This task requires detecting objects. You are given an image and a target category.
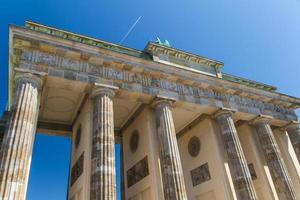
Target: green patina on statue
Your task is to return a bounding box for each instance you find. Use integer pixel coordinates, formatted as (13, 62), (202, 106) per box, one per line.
(155, 37), (171, 47)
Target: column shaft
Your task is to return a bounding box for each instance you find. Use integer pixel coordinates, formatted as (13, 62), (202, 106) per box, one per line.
(90, 88), (116, 200)
(286, 123), (300, 164)
(0, 73), (42, 200)
(153, 99), (187, 200)
(215, 110), (257, 200)
(254, 120), (296, 200)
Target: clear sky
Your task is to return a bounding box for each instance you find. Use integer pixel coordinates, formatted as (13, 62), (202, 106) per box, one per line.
(1, 0), (300, 199)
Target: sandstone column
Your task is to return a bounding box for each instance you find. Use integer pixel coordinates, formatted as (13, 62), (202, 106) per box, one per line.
(153, 98), (187, 200)
(252, 116), (296, 200)
(214, 109), (257, 200)
(90, 86), (117, 200)
(284, 121), (300, 164)
(0, 73), (42, 200)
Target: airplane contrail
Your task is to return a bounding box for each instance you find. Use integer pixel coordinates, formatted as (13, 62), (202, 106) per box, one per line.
(119, 16), (142, 45)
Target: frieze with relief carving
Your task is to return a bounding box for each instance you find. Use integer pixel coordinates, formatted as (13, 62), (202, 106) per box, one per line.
(17, 49), (297, 121)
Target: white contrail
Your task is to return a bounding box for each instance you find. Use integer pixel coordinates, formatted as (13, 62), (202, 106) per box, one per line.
(119, 16), (142, 45)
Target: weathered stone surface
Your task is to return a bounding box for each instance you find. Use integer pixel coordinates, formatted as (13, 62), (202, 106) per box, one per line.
(215, 109), (257, 200)
(0, 73), (42, 200)
(129, 130), (139, 153)
(90, 87), (116, 200)
(284, 122), (300, 164)
(126, 156), (149, 187)
(188, 136), (201, 157)
(253, 117), (296, 200)
(247, 163), (257, 180)
(190, 163), (211, 187)
(17, 49), (297, 122)
(5, 23), (300, 200)
(70, 152), (84, 186)
(153, 98), (188, 200)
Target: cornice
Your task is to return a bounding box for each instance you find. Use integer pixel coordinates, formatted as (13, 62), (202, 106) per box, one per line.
(24, 21), (151, 60)
(144, 42), (223, 68)
(222, 73), (276, 92)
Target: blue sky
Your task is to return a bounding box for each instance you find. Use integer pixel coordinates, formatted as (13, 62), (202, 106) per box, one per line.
(1, 0), (300, 199)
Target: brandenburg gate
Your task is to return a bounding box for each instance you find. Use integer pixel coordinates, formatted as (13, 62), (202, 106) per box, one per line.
(0, 21), (300, 200)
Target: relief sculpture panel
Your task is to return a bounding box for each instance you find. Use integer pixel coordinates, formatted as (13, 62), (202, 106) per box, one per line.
(127, 156), (149, 188)
(70, 152), (84, 186)
(191, 163), (211, 187)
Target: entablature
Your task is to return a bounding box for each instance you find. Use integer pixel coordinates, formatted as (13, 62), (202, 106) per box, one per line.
(7, 22), (300, 123)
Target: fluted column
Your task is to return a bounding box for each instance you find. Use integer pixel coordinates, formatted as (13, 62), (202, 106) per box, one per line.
(0, 73), (42, 200)
(284, 121), (300, 164)
(252, 116), (296, 200)
(153, 98), (187, 200)
(214, 109), (257, 200)
(90, 87), (117, 200)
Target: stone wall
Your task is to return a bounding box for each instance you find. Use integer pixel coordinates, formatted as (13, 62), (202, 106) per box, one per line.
(122, 107), (163, 200)
(178, 118), (233, 200)
(68, 100), (92, 200)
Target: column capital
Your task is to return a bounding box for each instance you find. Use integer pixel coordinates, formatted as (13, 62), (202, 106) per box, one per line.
(14, 73), (43, 90)
(151, 95), (176, 109)
(249, 114), (273, 125)
(280, 121), (300, 131)
(91, 83), (119, 99)
(213, 107), (236, 119)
